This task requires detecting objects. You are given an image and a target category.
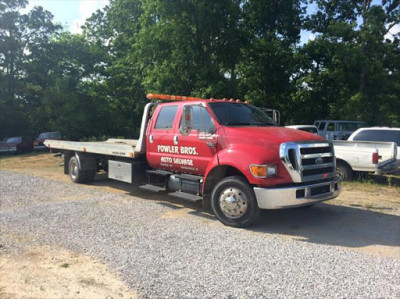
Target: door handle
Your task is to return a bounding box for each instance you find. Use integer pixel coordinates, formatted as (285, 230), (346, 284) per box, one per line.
(173, 135), (178, 145)
(149, 135), (154, 143)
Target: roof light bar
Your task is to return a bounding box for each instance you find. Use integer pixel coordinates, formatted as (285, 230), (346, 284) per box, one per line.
(146, 93), (244, 103)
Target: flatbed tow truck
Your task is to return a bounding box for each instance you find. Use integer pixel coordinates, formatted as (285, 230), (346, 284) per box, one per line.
(45, 94), (340, 227)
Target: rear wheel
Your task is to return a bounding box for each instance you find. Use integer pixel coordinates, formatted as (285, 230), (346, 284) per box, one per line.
(336, 162), (353, 181)
(69, 156), (87, 183)
(211, 176), (260, 227)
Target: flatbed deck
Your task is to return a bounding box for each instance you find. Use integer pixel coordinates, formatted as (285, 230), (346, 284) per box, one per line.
(45, 138), (142, 158)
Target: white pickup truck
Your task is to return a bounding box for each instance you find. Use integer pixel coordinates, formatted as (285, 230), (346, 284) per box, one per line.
(333, 127), (400, 181)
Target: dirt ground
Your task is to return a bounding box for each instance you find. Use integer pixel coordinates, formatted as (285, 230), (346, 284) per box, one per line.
(1, 152), (399, 298)
(0, 243), (137, 299)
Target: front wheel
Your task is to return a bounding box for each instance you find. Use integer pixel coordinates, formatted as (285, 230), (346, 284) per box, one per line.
(211, 176), (260, 227)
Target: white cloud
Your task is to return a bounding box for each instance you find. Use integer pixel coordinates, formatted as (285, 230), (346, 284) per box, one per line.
(384, 23), (400, 41)
(72, 0), (109, 34)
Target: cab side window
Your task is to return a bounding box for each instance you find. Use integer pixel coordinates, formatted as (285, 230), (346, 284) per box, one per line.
(155, 106), (178, 129)
(318, 122), (326, 130)
(327, 123), (335, 131)
(192, 106), (212, 133)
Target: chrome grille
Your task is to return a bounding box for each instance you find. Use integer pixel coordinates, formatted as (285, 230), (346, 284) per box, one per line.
(280, 141), (335, 183)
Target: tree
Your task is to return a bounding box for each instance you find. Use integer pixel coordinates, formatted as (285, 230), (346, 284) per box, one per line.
(291, 0), (400, 126)
(238, 0), (304, 115)
(0, 0), (61, 137)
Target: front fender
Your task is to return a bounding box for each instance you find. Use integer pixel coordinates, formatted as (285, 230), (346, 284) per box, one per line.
(203, 145), (292, 191)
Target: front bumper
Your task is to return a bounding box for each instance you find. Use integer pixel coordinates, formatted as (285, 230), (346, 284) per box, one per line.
(254, 177), (341, 209)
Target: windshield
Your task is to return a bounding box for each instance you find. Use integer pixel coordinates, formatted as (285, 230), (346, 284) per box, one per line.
(39, 132), (60, 139)
(208, 102), (276, 127)
(299, 127), (318, 134)
(6, 137), (21, 143)
(337, 122), (365, 131)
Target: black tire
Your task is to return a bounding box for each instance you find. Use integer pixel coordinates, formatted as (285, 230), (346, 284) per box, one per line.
(211, 176), (260, 227)
(336, 161), (353, 181)
(68, 156), (87, 183)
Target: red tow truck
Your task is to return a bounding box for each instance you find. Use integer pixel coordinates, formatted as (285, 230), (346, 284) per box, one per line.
(45, 94), (340, 227)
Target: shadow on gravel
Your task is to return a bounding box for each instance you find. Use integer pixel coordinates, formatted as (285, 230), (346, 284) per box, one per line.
(253, 203), (400, 250)
(90, 174), (400, 251)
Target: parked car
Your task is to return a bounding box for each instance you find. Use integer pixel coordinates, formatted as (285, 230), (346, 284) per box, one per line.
(313, 120), (365, 140)
(348, 127), (400, 160)
(0, 137), (33, 154)
(34, 131), (61, 150)
(285, 125), (318, 134)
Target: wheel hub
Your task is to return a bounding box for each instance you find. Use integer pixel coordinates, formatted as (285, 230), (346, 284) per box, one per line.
(219, 187), (248, 218)
(70, 161), (78, 179)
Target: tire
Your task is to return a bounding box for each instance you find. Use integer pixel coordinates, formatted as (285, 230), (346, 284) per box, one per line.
(211, 176), (260, 227)
(336, 162), (353, 182)
(68, 156), (87, 183)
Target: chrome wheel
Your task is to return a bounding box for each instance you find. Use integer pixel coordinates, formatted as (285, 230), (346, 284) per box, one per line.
(70, 159), (78, 180)
(219, 187), (248, 219)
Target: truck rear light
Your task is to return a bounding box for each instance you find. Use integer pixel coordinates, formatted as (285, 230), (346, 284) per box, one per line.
(250, 164), (277, 178)
(372, 150), (379, 164)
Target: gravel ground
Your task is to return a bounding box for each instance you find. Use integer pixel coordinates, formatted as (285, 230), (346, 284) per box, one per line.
(1, 170), (400, 298)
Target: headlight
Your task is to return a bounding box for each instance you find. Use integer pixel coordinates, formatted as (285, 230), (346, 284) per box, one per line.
(249, 164), (277, 178)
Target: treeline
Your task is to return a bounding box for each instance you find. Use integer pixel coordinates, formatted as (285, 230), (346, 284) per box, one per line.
(1, 0), (399, 140)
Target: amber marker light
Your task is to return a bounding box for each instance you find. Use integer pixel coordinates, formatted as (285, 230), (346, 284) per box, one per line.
(249, 164), (277, 178)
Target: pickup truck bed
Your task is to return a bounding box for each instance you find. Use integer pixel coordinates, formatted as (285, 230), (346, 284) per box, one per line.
(333, 140), (398, 175)
(45, 138), (142, 158)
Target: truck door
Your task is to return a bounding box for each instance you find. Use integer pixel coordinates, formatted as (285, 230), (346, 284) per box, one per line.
(146, 104), (179, 171)
(173, 104), (218, 175)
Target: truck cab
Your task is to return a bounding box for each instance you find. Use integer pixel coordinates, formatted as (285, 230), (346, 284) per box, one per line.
(144, 97), (340, 226)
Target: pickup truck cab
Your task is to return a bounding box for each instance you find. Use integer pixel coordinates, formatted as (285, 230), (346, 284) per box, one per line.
(348, 127), (400, 160)
(45, 94), (340, 227)
(314, 120), (365, 140)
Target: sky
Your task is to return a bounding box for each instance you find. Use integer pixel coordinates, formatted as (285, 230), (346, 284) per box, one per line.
(26, 0), (109, 34)
(25, 0), (398, 42)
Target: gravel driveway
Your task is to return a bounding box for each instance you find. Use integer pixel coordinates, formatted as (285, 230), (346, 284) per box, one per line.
(1, 170), (399, 298)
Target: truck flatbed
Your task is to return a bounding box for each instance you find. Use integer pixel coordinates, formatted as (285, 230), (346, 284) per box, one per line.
(45, 138), (142, 158)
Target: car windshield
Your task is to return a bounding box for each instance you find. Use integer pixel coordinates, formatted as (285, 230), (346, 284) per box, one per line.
(337, 122), (365, 131)
(39, 132), (60, 139)
(208, 102), (276, 127)
(6, 137), (21, 143)
(299, 127), (318, 134)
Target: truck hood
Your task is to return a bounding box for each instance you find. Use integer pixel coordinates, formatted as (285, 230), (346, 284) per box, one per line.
(221, 126), (325, 147)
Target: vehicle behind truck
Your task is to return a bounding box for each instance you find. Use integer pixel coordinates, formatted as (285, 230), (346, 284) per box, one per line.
(45, 94), (340, 227)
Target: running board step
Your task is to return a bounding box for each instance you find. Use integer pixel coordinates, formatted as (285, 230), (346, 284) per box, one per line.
(146, 170), (172, 176)
(169, 191), (202, 202)
(173, 173), (203, 181)
(139, 184), (166, 192)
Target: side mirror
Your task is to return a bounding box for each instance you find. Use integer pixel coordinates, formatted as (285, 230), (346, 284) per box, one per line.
(181, 106), (193, 135)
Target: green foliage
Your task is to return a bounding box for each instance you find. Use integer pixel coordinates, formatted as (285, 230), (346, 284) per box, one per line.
(0, 0), (399, 140)
(289, 0), (400, 125)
